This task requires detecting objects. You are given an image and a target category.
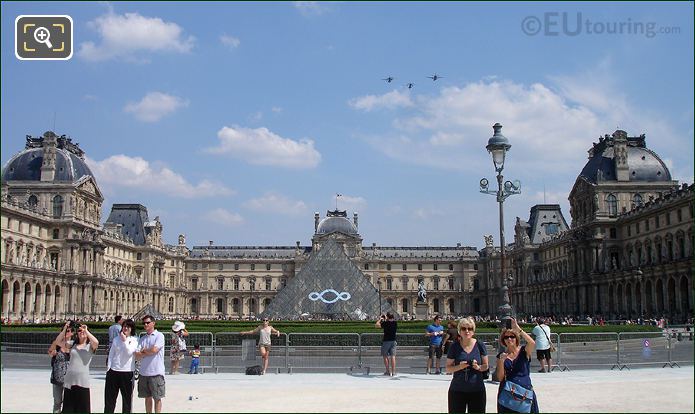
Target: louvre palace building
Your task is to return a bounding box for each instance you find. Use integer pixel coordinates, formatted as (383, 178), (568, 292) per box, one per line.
(1, 130), (693, 322)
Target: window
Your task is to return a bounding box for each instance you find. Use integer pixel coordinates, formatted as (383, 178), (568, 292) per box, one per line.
(217, 278), (224, 290)
(364, 263), (369, 270)
(218, 263), (223, 270)
(473, 264), (478, 270)
(386, 278), (393, 290)
(609, 228), (617, 239)
(217, 298), (224, 313)
(402, 299), (409, 313)
(52, 195), (63, 218)
(677, 209), (683, 222)
(251, 264), (256, 271)
(433, 278), (439, 291)
(281, 278), (287, 288)
(265, 278), (271, 290)
(434, 264), (438, 271)
(137, 253), (142, 260)
(52, 229), (60, 239)
(636, 222), (640, 235)
(645, 219), (650, 231)
(448, 278), (454, 290)
(387, 264), (391, 271)
(249, 278), (256, 291)
(234, 278), (240, 290)
(448, 299), (455, 314)
(234, 263), (239, 270)
(665, 213), (671, 225)
(433, 298), (440, 313)
(473, 279), (480, 290)
(27, 195), (38, 207)
(191, 278), (198, 290)
(627, 225), (632, 237)
(168, 297), (174, 313)
(545, 223), (559, 235)
(606, 194), (618, 217)
(402, 277), (408, 290)
(266, 264), (271, 271)
(232, 298), (240, 313)
(418, 264), (423, 271)
(402, 264), (407, 271)
(655, 215), (660, 229)
(449, 264), (454, 271)
(632, 194), (643, 208)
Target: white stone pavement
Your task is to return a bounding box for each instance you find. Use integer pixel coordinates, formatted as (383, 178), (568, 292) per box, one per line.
(1, 367), (693, 413)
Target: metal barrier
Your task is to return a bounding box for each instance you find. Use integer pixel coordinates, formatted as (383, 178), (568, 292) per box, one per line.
(557, 333), (620, 370)
(214, 332), (288, 373)
(286, 333), (359, 373)
(617, 332), (670, 369)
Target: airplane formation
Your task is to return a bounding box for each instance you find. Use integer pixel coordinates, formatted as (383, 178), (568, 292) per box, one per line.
(382, 73), (443, 89)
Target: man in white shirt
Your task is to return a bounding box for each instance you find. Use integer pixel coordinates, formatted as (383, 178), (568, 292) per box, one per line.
(134, 315), (165, 414)
(531, 317), (553, 373)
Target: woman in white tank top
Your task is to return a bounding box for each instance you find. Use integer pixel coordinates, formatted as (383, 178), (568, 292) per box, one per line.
(241, 318), (281, 375)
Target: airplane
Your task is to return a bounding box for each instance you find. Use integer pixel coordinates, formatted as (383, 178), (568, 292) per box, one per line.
(406, 83), (414, 89)
(382, 76), (394, 83)
(427, 74), (443, 81)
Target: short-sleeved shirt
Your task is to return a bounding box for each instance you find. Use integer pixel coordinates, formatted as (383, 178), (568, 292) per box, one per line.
(63, 345), (95, 389)
(381, 320), (397, 342)
(426, 324), (444, 346)
(532, 324), (551, 350)
(447, 339), (487, 392)
(138, 329), (165, 377)
(108, 323), (121, 346)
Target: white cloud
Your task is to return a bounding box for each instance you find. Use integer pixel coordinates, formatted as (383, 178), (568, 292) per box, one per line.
(413, 207), (446, 220)
(271, 107), (283, 113)
(220, 34), (240, 49)
(243, 192), (308, 216)
(334, 194), (367, 212)
(79, 12), (194, 62)
(124, 92), (189, 122)
(293, 1), (331, 16)
(348, 90), (414, 112)
(205, 126), (321, 169)
(86, 155), (233, 198)
(204, 208), (244, 227)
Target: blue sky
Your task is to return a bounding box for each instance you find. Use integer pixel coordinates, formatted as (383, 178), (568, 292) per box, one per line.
(2, 2), (693, 248)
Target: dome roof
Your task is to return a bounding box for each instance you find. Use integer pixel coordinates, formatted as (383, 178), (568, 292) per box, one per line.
(1, 132), (94, 184)
(579, 131), (671, 184)
(316, 211), (358, 235)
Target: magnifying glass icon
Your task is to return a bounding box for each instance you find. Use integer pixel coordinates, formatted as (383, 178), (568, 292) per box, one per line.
(34, 27), (53, 49)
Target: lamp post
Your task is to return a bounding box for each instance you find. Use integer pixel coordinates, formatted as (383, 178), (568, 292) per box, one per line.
(480, 123), (521, 323)
(377, 279), (383, 315)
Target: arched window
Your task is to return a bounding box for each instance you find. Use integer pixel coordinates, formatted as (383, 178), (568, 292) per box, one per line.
(27, 194), (38, 207)
(632, 193), (643, 208)
(216, 298), (224, 313)
(168, 297), (174, 313)
(52, 195), (63, 218)
(606, 194), (617, 217)
(402, 298), (409, 313)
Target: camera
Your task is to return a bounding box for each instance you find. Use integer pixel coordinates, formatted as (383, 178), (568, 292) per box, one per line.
(68, 320), (80, 331)
(504, 319), (512, 329)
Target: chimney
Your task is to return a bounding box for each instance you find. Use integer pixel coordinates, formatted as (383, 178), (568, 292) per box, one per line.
(613, 130), (629, 181)
(314, 212), (320, 232)
(457, 243), (461, 247)
(353, 212), (359, 230)
(40, 132), (57, 182)
(296, 241), (300, 248)
(209, 240), (213, 246)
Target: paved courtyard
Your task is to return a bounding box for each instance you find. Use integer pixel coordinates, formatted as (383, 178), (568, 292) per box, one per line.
(1, 366), (693, 412)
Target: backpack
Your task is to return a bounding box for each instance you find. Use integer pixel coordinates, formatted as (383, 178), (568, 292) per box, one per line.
(245, 365), (263, 375)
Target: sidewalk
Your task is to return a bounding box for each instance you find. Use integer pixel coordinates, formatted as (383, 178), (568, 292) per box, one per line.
(1, 367), (692, 412)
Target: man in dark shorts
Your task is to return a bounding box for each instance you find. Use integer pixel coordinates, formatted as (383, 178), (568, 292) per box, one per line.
(134, 315), (165, 413)
(531, 317), (553, 373)
(376, 312), (397, 376)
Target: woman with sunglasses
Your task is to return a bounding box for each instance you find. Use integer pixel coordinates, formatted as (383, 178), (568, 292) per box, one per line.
(241, 318), (280, 375)
(48, 321), (74, 413)
(445, 317), (489, 413)
(61, 323), (99, 413)
(495, 318), (538, 413)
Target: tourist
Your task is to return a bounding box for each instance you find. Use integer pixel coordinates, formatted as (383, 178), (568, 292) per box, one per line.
(104, 319), (138, 413)
(442, 320), (459, 358)
(495, 318), (538, 413)
(445, 317), (488, 413)
(189, 344), (201, 374)
(425, 315), (445, 374)
(375, 312), (397, 376)
(169, 320), (189, 375)
(135, 315), (166, 414)
(531, 317), (553, 373)
(61, 323), (99, 413)
(107, 315), (124, 355)
(241, 317), (280, 375)
(48, 322), (74, 413)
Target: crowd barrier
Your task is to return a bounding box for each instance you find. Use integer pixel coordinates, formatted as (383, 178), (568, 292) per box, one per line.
(1, 329), (692, 373)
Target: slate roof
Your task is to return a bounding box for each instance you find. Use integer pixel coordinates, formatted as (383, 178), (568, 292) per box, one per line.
(105, 204), (149, 246)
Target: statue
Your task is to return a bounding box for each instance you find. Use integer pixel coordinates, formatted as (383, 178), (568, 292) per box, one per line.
(484, 234), (494, 248)
(417, 281), (427, 303)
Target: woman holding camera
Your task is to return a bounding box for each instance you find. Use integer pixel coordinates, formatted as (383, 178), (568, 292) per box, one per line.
(48, 322), (74, 413)
(495, 318), (538, 413)
(445, 317), (488, 413)
(61, 322), (99, 413)
(104, 319), (138, 413)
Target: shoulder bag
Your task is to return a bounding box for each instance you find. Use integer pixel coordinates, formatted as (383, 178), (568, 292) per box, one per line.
(541, 326), (556, 352)
(498, 380), (534, 413)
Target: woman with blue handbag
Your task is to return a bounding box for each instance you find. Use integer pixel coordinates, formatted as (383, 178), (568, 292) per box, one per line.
(495, 318), (538, 413)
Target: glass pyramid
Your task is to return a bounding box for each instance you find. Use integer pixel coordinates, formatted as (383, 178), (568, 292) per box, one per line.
(261, 237), (396, 320)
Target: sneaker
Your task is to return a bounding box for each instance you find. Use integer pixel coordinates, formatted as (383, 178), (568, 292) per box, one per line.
(537, 369), (545, 373)
(425, 370), (431, 375)
(383, 371), (391, 376)
(435, 369), (441, 375)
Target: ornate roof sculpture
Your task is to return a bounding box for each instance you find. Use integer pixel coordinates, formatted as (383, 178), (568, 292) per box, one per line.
(261, 237), (396, 320)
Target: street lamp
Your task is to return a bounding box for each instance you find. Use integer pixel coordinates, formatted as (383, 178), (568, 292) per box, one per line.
(480, 123), (521, 323)
(376, 279), (383, 315)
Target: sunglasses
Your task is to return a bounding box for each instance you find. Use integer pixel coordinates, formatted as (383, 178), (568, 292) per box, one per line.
(460, 327), (474, 332)
(143, 321), (153, 325)
(262, 319), (269, 322)
(503, 335), (517, 340)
